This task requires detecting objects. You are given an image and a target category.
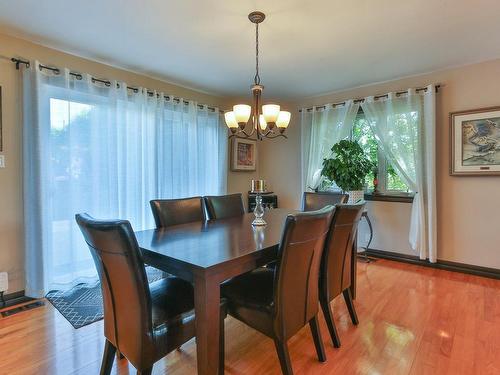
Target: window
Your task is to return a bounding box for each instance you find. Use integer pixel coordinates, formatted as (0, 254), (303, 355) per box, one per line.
(352, 109), (411, 195)
(49, 98), (96, 281)
(23, 66), (228, 295)
(46, 94), (227, 287)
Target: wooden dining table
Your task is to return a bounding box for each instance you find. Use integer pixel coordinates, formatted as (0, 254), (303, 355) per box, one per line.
(135, 208), (357, 375)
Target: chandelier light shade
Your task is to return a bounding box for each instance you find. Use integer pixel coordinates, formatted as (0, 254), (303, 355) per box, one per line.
(262, 104), (280, 124)
(224, 112), (238, 129)
(276, 111), (291, 129)
(225, 11), (290, 140)
(233, 104), (252, 125)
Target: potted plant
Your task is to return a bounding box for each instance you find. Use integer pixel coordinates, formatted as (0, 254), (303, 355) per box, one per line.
(321, 140), (373, 203)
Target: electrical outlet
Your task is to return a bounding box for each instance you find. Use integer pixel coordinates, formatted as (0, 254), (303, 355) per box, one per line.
(0, 155), (5, 168)
(0, 272), (8, 292)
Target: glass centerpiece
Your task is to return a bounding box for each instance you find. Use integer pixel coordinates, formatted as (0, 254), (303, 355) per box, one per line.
(251, 179), (267, 226)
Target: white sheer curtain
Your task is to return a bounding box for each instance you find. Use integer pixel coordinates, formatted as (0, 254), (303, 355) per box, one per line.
(22, 61), (227, 297)
(361, 85), (436, 261)
(301, 100), (360, 191)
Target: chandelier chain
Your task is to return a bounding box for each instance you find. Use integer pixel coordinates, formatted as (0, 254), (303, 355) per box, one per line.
(254, 23), (260, 85)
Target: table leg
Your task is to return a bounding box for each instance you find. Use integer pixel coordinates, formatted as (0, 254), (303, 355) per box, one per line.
(194, 274), (221, 375)
(358, 213), (375, 263)
(365, 214), (374, 251)
(350, 234), (357, 300)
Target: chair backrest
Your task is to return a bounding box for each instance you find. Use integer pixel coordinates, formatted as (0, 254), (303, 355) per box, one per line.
(75, 213), (153, 363)
(150, 197), (205, 228)
(320, 203), (365, 302)
(272, 206), (334, 340)
(204, 193), (245, 220)
(302, 191), (348, 211)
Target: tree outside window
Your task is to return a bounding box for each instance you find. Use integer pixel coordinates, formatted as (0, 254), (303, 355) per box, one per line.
(352, 109), (411, 194)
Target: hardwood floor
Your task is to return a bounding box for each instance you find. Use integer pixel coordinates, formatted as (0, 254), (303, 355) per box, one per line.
(2, 259), (500, 374)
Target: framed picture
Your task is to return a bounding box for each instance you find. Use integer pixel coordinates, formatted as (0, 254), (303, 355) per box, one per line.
(231, 138), (257, 171)
(450, 106), (500, 176)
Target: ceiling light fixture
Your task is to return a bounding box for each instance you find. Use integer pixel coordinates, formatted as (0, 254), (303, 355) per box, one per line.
(224, 11), (290, 140)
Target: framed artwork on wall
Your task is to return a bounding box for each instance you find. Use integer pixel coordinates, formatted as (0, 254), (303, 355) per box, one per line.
(231, 137), (257, 171)
(450, 106), (500, 176)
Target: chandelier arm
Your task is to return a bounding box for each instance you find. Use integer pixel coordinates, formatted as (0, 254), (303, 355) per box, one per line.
(253, 85), (261, 140)
(245, 125), (257, 137)
(229, 132), (259, 139)
(230, 126), (256, 139)
(261, 127), (288, 138)
(262, 128), (278, 137)
(229, 132), (249, 139)
(239, 129), (252, 137)
(263, 133), (288, 140)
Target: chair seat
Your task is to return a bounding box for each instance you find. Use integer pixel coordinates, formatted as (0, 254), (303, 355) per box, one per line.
(149, 277), (195, 329)
(221, 267), (275, 336)
(148, 277), (198, 362)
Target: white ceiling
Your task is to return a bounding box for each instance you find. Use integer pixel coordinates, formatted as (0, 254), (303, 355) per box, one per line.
(1, 0), (500, 99)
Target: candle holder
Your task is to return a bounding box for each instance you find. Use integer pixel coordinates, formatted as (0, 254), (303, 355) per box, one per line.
(252, 193), (267, 226)
(251, 179), (266, 193)
(251, 179), (267, 226)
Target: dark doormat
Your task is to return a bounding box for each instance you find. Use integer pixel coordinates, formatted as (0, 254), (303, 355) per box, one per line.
(46, 267), (164, 329)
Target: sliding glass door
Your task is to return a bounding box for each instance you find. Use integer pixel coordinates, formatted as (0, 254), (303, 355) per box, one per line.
(23, 63), (227, 296)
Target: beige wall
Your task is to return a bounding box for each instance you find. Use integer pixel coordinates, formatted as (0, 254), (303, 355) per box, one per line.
(259, 101), (302, 209)
(0, 33), (249, 294)
(260, 59), (500, 268)
(227, 168), (259, 211)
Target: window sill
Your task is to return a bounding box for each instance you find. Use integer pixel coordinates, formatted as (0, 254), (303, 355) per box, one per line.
(364, 192), (414, 203)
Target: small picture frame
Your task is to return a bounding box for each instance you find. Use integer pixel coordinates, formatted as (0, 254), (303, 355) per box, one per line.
(450, 106), (500, 176)
(231, 138), (257, 171)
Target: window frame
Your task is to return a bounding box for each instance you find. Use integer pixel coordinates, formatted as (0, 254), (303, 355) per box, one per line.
(352, 109), (414, 202)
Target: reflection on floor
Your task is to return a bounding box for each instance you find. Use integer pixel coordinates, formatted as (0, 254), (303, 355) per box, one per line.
(1, 259), (500, 374)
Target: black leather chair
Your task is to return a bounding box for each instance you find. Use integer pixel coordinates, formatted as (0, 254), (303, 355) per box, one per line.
(150, 196), (205, 228)
(75, 213), (225, 375)
(302, 191), (348, 211)
(319, 203), (365, 348)
(221, 206), (335, 375)
(204, 193), (245, 220)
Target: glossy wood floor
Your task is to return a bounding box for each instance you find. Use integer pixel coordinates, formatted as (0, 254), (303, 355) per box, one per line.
(2, 259), (500, 375)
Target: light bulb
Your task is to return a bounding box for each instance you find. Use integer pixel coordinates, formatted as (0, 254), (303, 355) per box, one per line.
(224, 111), (238, 129)
(259, 115), (267, 131)
(276, 111), (291, 129)
(233, 104), (251, 124)
(262, 104), (280, 123)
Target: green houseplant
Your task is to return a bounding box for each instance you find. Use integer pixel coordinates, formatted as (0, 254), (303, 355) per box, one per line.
(321, 140), (373, 203)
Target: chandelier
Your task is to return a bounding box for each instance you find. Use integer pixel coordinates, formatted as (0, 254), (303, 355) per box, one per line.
(224, 11), (291, 140)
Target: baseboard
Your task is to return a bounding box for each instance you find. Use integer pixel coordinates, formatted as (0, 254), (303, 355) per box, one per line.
(4, 290), (25, 301)
(1, 290), (36, 309)
(1, 301), (44, 317)
(360, 248), (500, 280)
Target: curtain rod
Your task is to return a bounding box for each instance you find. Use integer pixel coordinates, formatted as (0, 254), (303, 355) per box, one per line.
(10, 57), (223, 114)
(299, 85), (441, 113)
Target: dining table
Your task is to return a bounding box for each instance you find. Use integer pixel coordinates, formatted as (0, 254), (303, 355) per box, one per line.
(135, 208), (357, 375)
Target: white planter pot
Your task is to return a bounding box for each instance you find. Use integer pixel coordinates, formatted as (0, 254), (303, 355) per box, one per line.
(347, 190), (364, 204)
